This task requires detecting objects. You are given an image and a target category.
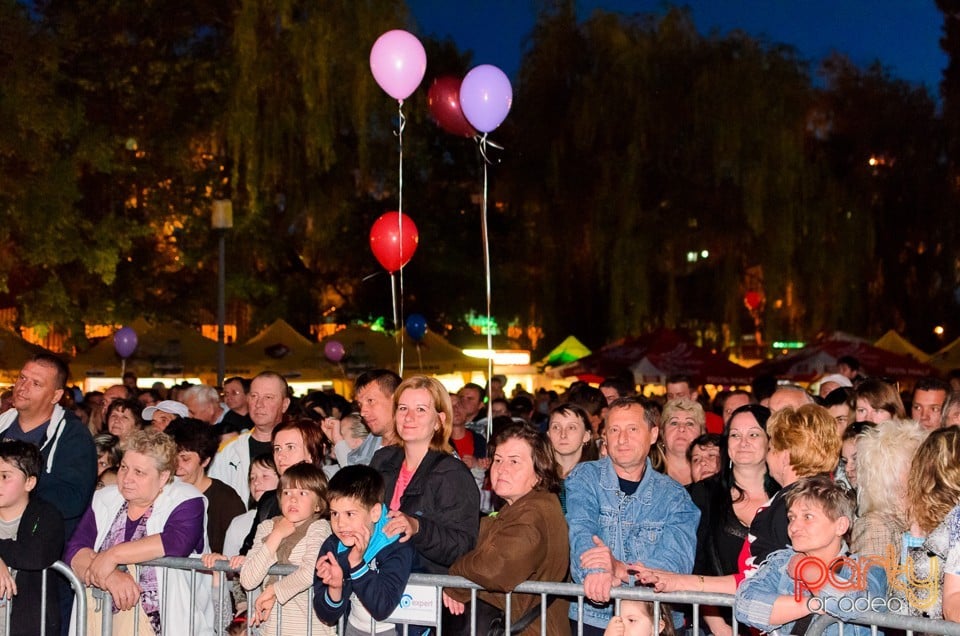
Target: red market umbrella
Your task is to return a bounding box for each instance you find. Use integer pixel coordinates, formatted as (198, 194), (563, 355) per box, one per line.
(750, 338), (934, 382)
(554, 328), (752, 386)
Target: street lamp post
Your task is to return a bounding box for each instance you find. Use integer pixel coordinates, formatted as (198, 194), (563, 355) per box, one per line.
(212, 199), (233, 387)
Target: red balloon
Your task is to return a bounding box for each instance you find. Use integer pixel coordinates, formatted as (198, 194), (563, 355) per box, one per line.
(369, 211), (419, 273)
(744, 291), (763, 311)
(427, 76), (476, 138)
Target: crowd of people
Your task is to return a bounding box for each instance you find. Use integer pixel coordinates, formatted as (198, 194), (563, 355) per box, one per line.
(4, 352), (960, 635)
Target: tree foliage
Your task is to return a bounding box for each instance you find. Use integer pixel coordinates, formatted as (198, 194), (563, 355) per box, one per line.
(0, 0), (956, 354)
(506, 2), (949, 351)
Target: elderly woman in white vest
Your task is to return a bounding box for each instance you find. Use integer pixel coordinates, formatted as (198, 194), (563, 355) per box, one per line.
(65, 429), (214, 635)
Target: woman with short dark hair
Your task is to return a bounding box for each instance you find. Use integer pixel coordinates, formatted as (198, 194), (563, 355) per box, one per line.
(105, 398), (144, 442)
(443, 424), (569, 635)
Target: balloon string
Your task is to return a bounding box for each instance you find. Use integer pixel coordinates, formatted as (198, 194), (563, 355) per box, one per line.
(390, 272), (399, 358)
(397, 99), (406, 377)
(477, 136), (503, 164)
(480, 134), (494, 437)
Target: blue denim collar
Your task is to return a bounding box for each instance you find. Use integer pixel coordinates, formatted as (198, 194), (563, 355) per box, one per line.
(599, 456), (655, 502)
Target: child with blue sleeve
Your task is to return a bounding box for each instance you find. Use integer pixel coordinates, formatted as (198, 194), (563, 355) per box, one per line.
(314, 465), (414, 635)
(736, 475), (887, 636)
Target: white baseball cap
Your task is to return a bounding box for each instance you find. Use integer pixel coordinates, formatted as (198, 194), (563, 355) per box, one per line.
(142, 400), (189, 421)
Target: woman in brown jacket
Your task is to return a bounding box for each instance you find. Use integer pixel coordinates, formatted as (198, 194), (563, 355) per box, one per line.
(442, 423), (570, 636)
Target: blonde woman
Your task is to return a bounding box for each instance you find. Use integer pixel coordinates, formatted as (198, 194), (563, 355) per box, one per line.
(852, 419), (927, 558)
(652, 398), (705, 486)
(371, 376), (480, 575)
(65, 429), (212, 635)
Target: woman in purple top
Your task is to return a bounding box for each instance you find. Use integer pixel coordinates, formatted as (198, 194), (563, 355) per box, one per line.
(65, 429), (213, 635)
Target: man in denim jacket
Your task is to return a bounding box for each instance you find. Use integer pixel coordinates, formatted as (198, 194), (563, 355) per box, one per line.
(565, 396), (699, 633)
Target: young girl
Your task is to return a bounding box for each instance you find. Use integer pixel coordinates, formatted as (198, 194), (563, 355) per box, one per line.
(202, 453), (280, 621)
(239, 462), (334, 636)
(604, 600), (675, 636)
(221, 454), (281, 557)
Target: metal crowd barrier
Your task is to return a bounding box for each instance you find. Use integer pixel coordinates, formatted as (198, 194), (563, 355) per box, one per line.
(0, 560), (88, 636)
(32, 556), (960, 636)
(806, 610), (960, 636)
(84, 557), (739, 636)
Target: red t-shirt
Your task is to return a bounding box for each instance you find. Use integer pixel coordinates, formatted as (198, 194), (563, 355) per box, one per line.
(451, 432), (475, 459)
(390, 462), (415, 511)
(705, 412), (725, 435)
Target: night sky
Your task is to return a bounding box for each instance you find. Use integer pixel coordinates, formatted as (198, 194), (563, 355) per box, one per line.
(407, 0), (947, 92)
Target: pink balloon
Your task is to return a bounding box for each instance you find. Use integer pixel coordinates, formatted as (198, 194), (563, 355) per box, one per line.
(324, 340), (345, 363)
(459, 65), (513, 133)
(369, 30), (427, 100)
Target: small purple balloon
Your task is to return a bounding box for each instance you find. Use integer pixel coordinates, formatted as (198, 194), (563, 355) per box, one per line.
(369, 30), (427, 101)
(113, 326), (138, 359)
(459, 65), (513, 133)
(324, 340), (345, 363)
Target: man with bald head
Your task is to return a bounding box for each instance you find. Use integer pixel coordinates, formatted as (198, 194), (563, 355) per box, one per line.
(767, 384), (814, 413)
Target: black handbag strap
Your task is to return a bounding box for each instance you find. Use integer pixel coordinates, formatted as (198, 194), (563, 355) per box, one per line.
(508, 596), (557, 634)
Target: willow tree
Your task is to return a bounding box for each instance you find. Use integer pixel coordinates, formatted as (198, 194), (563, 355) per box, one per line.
(811, 56), (945, 343)
(511, 4), (818, 348)
(224, 0), (412, 330)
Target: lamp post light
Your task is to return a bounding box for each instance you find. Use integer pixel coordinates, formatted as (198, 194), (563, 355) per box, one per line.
(212, 199), (233, 387)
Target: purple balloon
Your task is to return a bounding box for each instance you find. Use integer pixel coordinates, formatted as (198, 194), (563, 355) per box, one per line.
(369, 30), (427, 100)
(113, 326), (138, 359)
(459, 65), (513, 133)
(324, 340), (345, 363)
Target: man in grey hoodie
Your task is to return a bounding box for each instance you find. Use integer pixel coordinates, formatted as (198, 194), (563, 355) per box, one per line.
(0, 353), (97, 539)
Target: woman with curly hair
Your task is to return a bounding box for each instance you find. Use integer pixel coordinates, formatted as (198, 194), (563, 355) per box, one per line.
(905, 426), (960, 619)
(852, 419), (927, 558)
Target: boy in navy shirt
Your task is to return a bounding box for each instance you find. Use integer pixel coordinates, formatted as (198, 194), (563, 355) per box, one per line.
(314, 465), (414, 635)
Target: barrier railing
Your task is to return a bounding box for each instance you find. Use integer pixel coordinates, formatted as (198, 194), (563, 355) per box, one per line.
(95, 557), (738, 636)
(806, 610), (960, 636)
(0, 561), (87, 636)
(50, 556), (960, 636)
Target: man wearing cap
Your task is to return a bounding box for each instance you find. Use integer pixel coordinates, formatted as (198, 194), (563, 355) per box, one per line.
(818, 373), (853, 398)
(143, 399), (188, 433)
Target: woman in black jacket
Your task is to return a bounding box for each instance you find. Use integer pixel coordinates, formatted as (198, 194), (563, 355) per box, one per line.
(371, 376), (479, 575)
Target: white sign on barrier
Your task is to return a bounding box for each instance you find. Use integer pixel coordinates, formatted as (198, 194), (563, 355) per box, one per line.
(386, 584), (440, 625)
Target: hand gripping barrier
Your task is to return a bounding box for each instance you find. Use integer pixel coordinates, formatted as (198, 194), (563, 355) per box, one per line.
(52, 556), (960, 636)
